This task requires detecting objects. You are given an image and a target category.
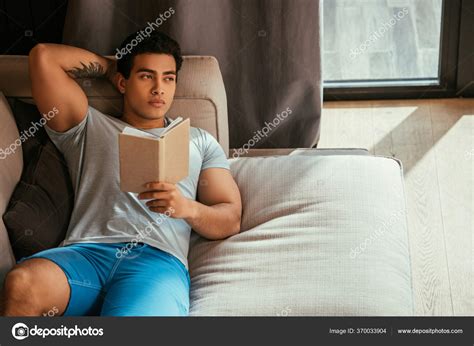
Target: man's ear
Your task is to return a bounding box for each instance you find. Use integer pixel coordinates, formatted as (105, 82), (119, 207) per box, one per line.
(116, 73), (126, 94)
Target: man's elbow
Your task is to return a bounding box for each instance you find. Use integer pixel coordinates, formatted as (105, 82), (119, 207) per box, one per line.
(29, 43), (50, 63)
(228, 213), (242, 237)
(229, 203), (242, 236)
(29, 44), (55, 74)
(217, 207), (241, 240)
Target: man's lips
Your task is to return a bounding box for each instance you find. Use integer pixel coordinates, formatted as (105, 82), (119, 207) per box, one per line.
(148, 99), (165, 108)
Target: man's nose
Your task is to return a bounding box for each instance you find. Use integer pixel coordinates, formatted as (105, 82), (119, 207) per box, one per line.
(151, 81), (164, 95)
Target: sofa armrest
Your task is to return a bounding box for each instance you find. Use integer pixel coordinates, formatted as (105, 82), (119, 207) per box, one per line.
(0, 92), (22, 282)
(229, 148), (370, 158)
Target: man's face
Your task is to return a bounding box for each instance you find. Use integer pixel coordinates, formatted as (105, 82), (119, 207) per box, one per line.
(119, 53), (177, 125)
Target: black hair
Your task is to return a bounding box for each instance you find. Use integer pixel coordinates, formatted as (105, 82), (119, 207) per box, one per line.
(116, 30), (183, 79)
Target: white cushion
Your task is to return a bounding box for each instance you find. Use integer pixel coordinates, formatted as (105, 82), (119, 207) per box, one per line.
(0, 92), (22, 280)
(188, 154), (413, 315)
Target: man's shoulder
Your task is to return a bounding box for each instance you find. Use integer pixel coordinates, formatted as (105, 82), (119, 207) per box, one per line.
(190, 127), (222, 150)
(87, 105), (126, 128)
(87, 105), (113, 120)
(190, 127), (217, 140)
(190, 126), (207, 140)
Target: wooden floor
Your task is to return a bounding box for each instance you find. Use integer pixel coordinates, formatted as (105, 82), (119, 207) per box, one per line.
(319, 98), (473, 316)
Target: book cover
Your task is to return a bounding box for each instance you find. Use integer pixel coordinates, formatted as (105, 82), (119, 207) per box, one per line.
(118, 117), (190, 193)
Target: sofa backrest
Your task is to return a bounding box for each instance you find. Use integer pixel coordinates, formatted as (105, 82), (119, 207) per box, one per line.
(0, 55), (229, 157)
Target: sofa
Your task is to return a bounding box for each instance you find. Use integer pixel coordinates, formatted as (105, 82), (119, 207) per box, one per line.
(0, 55), (414, 316)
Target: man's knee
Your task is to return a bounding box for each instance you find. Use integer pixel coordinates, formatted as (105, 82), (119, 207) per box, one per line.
(2, 266), (40, 315)
(5, 267), (32, 296)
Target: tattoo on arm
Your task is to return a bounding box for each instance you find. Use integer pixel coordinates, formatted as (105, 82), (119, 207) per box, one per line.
(67, 61), (106, 79)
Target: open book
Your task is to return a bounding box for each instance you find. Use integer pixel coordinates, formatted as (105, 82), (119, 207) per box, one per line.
(118, 117), (190, 193)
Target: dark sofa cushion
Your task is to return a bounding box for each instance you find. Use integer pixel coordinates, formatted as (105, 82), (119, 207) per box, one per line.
(2, 99), (74, 260)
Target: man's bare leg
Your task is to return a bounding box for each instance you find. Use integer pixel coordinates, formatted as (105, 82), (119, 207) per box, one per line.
(1, 259), (70, 316)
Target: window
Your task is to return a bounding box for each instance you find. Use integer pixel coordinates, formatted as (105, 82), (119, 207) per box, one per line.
(323, 0), (467, 99)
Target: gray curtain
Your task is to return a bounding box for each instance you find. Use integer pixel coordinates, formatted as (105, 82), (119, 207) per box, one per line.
(63, 0), (322, 149)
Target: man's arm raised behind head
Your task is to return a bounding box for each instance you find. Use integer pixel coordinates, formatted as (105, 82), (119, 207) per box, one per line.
(29, 43), (117, 133)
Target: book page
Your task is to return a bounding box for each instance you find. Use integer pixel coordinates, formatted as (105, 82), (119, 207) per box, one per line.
(122, 126), (157, 139)
(159, 116), (183, 137)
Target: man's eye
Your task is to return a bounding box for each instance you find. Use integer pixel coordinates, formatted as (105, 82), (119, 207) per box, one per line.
(141, 74), (153, 79)
(165, 77), (175, 82)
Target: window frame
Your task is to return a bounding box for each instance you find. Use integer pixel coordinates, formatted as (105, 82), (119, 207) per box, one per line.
(323, 0), (463, 101)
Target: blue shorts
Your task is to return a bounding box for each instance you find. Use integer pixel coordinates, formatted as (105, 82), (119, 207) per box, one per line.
(17, 242), (190, 316)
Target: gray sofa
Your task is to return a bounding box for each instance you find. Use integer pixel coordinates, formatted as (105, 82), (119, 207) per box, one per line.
(0, 56), (414, 315)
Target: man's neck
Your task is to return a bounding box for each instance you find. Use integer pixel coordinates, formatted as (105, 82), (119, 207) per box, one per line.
(121, 112), (166, 129)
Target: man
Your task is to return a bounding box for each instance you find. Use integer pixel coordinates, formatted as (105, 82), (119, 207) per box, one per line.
(0, 31), (242, 316)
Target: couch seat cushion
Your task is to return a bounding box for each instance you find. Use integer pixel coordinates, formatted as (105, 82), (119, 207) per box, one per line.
(188, 154), (413, 316)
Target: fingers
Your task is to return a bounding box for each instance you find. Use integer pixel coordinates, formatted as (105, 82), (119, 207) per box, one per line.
(138, 182), (174, 199)
(145, 199), (167, 208)
(149, 206), (170, 214)
(138, 182), (181, 216)
(143, 182), (174, 191)
(138, 191), (168, 200)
